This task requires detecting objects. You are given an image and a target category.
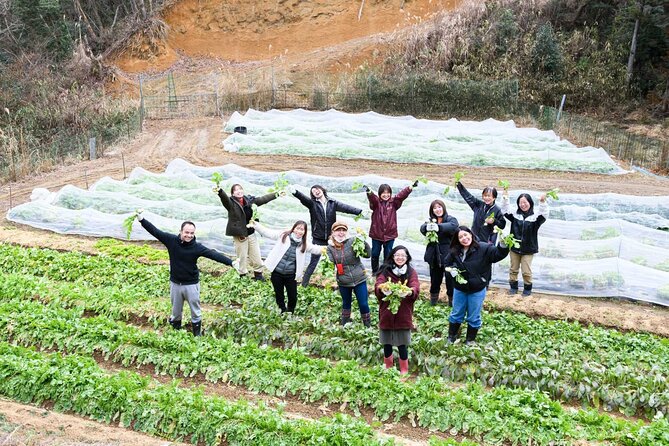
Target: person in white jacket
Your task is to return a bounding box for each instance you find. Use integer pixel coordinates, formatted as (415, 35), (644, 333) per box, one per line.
(252, 220), (323, 313)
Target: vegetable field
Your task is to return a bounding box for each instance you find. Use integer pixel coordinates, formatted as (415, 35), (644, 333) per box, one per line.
(1, 241), (668, 445)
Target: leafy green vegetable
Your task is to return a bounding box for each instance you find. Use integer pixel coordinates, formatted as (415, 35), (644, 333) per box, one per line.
(268, 172), (289, 194)
(454, 171), (465, 183)
(415, 175), (429, 185)
(494, 226), (520, 249)
(498, 179), (510, 190)
(425, 220), (439, 245)
(378, 278), (411, 314)
(351, 181), (364, 191)
(122, 210), (142, 240)
(352, 228), (368, 257)
(546, 188), (560, 201)
(211, 172), (223, 189)
(444, 267), (467, 284)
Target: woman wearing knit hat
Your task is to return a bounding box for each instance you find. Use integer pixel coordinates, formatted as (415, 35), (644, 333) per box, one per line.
(326, 221), (372, 327)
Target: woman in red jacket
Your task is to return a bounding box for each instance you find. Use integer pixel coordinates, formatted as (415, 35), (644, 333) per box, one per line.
(374, 245), (420, 375)
(365, 181), (416, 273)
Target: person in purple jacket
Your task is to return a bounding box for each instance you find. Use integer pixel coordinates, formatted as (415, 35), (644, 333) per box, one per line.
(363, 180), (417, 273)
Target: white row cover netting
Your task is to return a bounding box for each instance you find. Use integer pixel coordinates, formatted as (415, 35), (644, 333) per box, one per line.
(222, 109), (627, 175)
(8, 159), (669, 305)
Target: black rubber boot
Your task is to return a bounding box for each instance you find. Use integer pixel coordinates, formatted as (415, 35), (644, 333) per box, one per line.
(447, 322), (461, 344)
(361, 313), (371, 327)
(192, 321), (202, 337)
(465, 325), (479, 345)
(253, 271), (265, 281)
(371, 256), (380, 273)
(522, 283), (533, 296)
(508, 280), (519, 295)
(447, 294), (453, 307)
(169, 318), (182, 330)
(429, 293), (439, 306)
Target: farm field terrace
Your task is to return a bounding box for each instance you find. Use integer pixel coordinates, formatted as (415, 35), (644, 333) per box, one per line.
(0, 241), (668, 445)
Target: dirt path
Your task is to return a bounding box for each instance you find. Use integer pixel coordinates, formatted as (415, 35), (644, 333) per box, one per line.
(0, 399), (186, 446)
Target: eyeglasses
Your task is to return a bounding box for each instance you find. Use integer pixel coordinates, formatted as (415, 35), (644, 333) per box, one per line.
(393, 253), (408, 258)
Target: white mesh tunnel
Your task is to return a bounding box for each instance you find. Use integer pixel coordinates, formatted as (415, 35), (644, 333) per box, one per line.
(8, 159), (669, 305)
(222, 109), (627, 174)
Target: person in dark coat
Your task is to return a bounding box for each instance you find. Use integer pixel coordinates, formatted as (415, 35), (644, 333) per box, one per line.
(364, 182), (415, 273)
(443, 226), (509, 345)
(137, 213), (234, 336)
(216, 183), (279, 280)
(326, 221), (372, 327)
(456, 181), (506, 244)
(501, 192), (548, 296)
(375, 245), (420, 375)
(420, 199), (459, 306)
(292, 184), (363, 286)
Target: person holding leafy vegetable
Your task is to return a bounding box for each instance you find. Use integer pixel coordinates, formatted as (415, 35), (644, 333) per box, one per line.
(375, 246), (420, 374)
(456, 181), (506, 244)
(326, 221), (372, 327)
(216, 183), (280, 281)
(501, 192), (548, 296)
(136, 212), (235, 336)
(420, 199), (459, 306)
(443, 225), (509, 345)
(364, 181), (416, 273)
(251, 220), (323, 314)
(291, 184), (364, 286)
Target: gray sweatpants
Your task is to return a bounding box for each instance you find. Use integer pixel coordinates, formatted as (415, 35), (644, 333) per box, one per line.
(169, 282), (202, 323)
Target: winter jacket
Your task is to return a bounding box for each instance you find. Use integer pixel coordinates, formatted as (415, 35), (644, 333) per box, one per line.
(419, 215), (459, 267)
(367, 186), (412, 241)
(293, 190), (362, 243)
(326, 237), (371, 287)
(218, 190), (278, 238)
(501, 196), (548, 255)
(456, 182), (506, 243)
(254, 223), (323, 282)
(140, 218), (232, 285)
(443, 242), (509, 293)
(375, 267), (420, 330)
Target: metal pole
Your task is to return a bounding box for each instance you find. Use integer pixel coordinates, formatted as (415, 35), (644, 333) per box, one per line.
(122, 153), (127, 179)
(8, 185), (12, 210)
(84, 169), (88, 189)
(556, 94), (566, 122)
(139, 75), (145, 131)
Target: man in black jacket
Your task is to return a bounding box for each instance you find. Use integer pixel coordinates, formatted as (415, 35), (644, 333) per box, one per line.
(138, 212), (235, 336)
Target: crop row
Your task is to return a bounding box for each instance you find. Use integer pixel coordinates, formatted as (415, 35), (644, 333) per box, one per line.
(0, 341), (388, 446)
(1, 297), (668, 446)
(2, 244), (669, 418)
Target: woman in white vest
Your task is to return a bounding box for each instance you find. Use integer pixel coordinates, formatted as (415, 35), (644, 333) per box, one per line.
(252, 220), (323, 313)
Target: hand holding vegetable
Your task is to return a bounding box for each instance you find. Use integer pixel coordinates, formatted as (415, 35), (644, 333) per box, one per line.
(122, 209), (144, 240)
(498, 179), (510, 191)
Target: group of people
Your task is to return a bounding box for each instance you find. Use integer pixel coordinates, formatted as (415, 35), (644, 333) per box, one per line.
(137, 179), (548, 374)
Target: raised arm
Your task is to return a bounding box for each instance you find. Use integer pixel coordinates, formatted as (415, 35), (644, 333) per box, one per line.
(335, 199), (363, 216)
(393, 186), (413, 209)
(252, 222), (282, 241)
(139, 218), (175, 246)
(217, 189), (232, 211)
(456, 181), (482, 211)
(199, 246), (233, 266)
(254, 192), (279, 207)
(293, 189), (314, 210)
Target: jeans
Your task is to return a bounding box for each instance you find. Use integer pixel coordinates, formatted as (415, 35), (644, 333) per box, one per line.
(371, 239), (395, 261)
(448, 288), (486, 328)
(339, 281), (370, 314)
(270, 271), (298, 312)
